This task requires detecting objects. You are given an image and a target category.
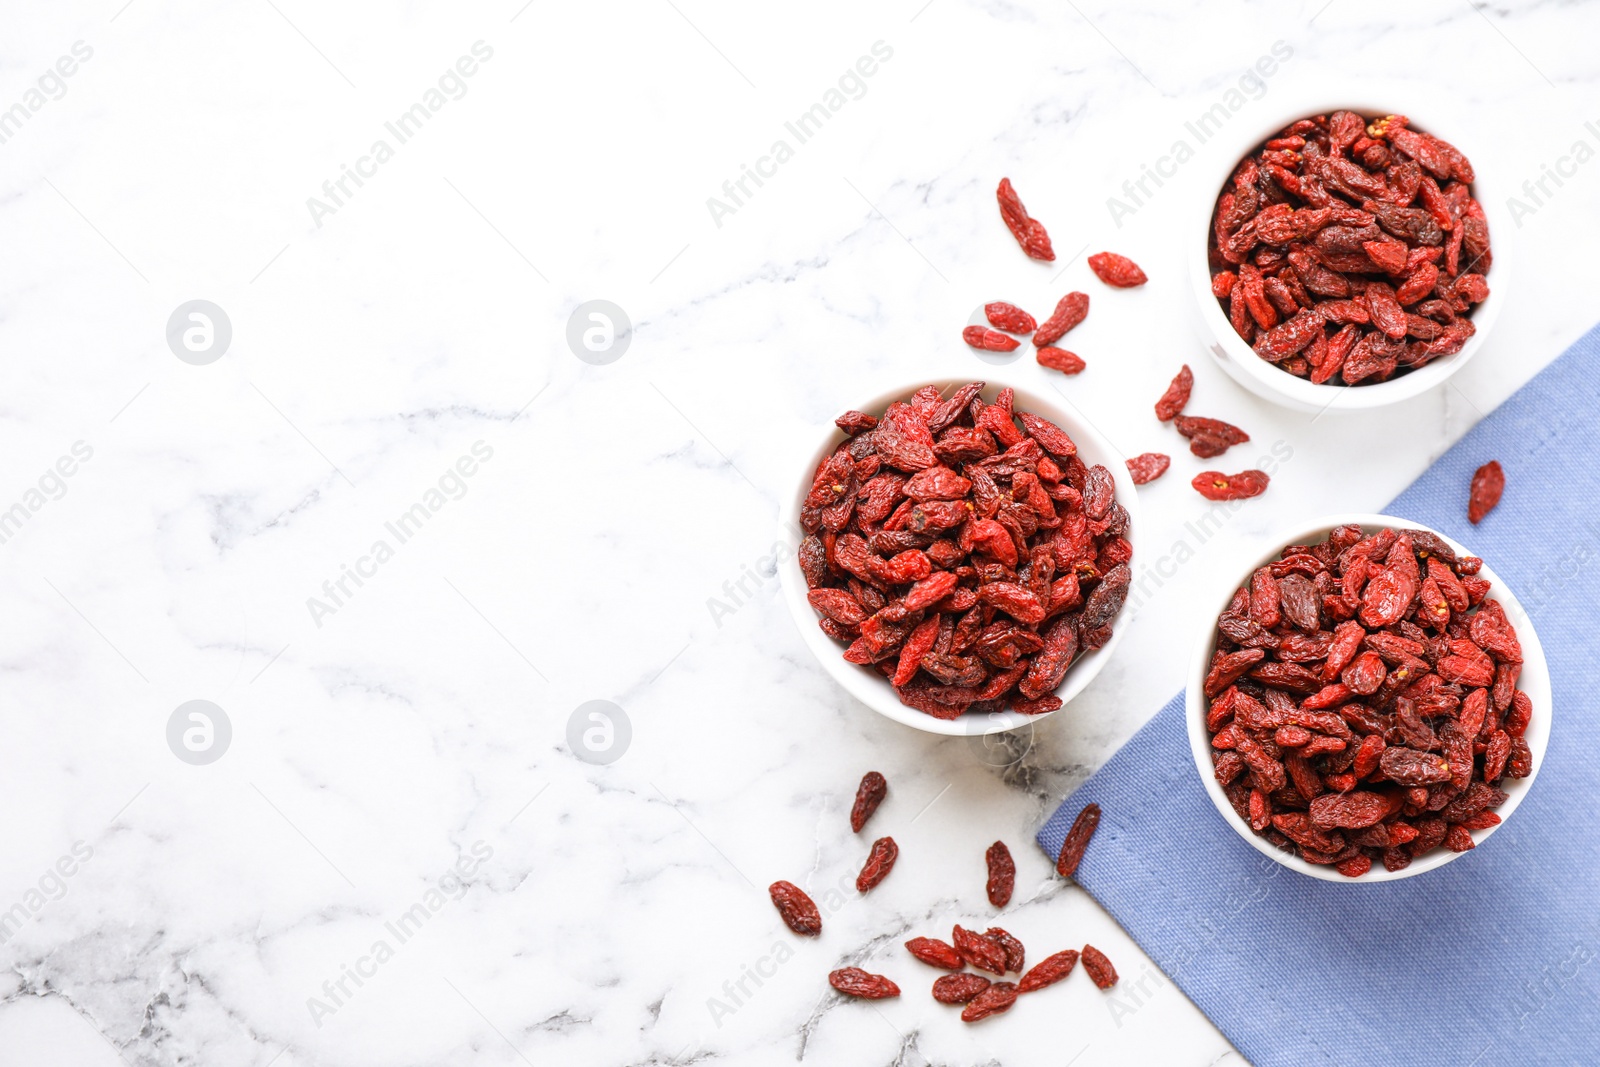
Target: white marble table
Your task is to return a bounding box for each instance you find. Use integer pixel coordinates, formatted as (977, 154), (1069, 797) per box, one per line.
(2, 1), (1596, 1064)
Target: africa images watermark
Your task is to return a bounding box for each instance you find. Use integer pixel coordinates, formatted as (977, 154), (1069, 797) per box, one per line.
(705, 40), (895, 229)
(0, 841), (94, 946)
(305, 41), (495, 228)
(1505, 117), (1600, 227)
(306, 441), (494, 627)
(1106, 40), (1294, 228)
(705, 538), (792, 628)
(307, 841), (493, 1027)
(0, 40), (94, 148)
(0, 441), (95, 548)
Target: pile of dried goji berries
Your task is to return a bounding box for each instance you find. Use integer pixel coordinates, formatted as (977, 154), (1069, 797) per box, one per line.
(771, 773), (1117, 1022)
(1209, 112), (1490, 385)
(798, 384), (1132, 719)
(1204, 524), (1531, 875)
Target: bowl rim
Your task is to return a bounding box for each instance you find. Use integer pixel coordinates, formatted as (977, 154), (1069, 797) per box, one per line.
(778, 375), (1141, 736)
(1184, 511), (1551, 883)
(1186, 86), (1513, 413)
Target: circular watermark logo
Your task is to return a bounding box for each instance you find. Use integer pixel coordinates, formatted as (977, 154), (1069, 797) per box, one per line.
(567, 699), (631, 765)
(964, 716), (1034, 768)
(965, 304), (1026, 367)
(566, 300), (632, 365)
(166, 300), (232, 365)
(167, 700), (232, 765)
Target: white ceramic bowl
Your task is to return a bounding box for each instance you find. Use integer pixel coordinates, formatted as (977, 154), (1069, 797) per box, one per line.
(1187, 91), (1512, 413)
(1185, 513), (1550, 882)
(779, 378), (1139, 736)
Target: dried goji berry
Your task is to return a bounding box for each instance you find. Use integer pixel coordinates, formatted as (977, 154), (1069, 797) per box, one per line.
(985, 301), (1036, 334)
(856, 836), (898, 893)
(985, 841), (1015, 907)
(1125, 452), (1170, 485)
(933, 973), (991, 1004)
(850, 771), (887, 833)
(1088, 251), (1147, 288)
(961, 981), (1019, 1022)
(769, 880), (822, 935)
(1055, 802), (1101, 878)
(963, 325), (1021, 352)
(829, 967), (901, 999)
(1036, 347), (1086, 374)
(997, 178), (1054, 261)
(985, 927), (1026, 973)
(1033, 291), (1089, 346)
(953, 924), (1008, 975)
(1154, 364), (1193, 421)
(1193, 470), (1269, 501)
(1017, 949), (1079, 993)
(906, 936), (964, 970)
(1468, 460), (1504, 524)
(1174, 415), (1250, 458)
(1080, 945), (1118, 988)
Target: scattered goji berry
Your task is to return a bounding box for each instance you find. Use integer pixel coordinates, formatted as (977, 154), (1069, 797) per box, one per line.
(1017, 949), (1079, 993)
(1080, 945), (1118, 988)
(985, 841), (1015, 907)
(953, 924), (1009, 975)
(1055, 802), (1101, 879)
(856, 836), (898, 893)
(829, 967), (900, 999)
(850, 771), (887, 833)
(963, 325), (1021, 352)
(1154, 364), (1193, 421)
(961, 981), (1019, 1021)
(997, 178), (1054, 261)
(985, 927), (1026, 973)
(1036, 347), (1085, 374)
(985, 301), (1036, 334)
(1468, 460), (1504, 524)
(1088, 252), (1147, 288)
(1192, 470), (1270, 500)
(906, 936), (965, 970)
(1126, 452), (1170, 485)
(1033, 291), (1089, 346)
(769, 880), (822, 935)
(933, 973), (992, 1004)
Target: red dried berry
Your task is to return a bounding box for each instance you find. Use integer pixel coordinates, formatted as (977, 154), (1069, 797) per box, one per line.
(1087, 251), (1147, 287)
(932, 972), (992, 1004)
(906, 936), (965, 970)
(1174, 415), (1250, 458)
(1468, 460), (1504, 524)
(856, 836), (898, 893)
(997, 178), (1054, 261)
(1017, 949), (1079, 993)
(1033, 291), (1089, 346)
(963, 325), (1021, 352)
(829, 967), (900, 999)
(1126, 452), (1171, 485)
(985, 927), (1026, 974)
(851, 771), (887, 833)
(1081, 945), (1118, 988)
(985, 841), (1015, 907)
(1154, 364), (1193, 421)
(960, 981), (1019, 1022)
(1036, 347), (1086, 374)
(985, 301), (1036, 333)
(769, 880), (822, 936)
(1055, 802), (1101, 878)
(952, 924), (1008, 975)
(1192, 470), (1269, 500)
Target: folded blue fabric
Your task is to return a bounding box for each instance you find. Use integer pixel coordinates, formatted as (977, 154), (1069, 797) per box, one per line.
(1037, 324), (1600, 1066)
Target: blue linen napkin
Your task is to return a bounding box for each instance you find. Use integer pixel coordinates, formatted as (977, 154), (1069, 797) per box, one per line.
(1036, 324), (1600, 1066)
